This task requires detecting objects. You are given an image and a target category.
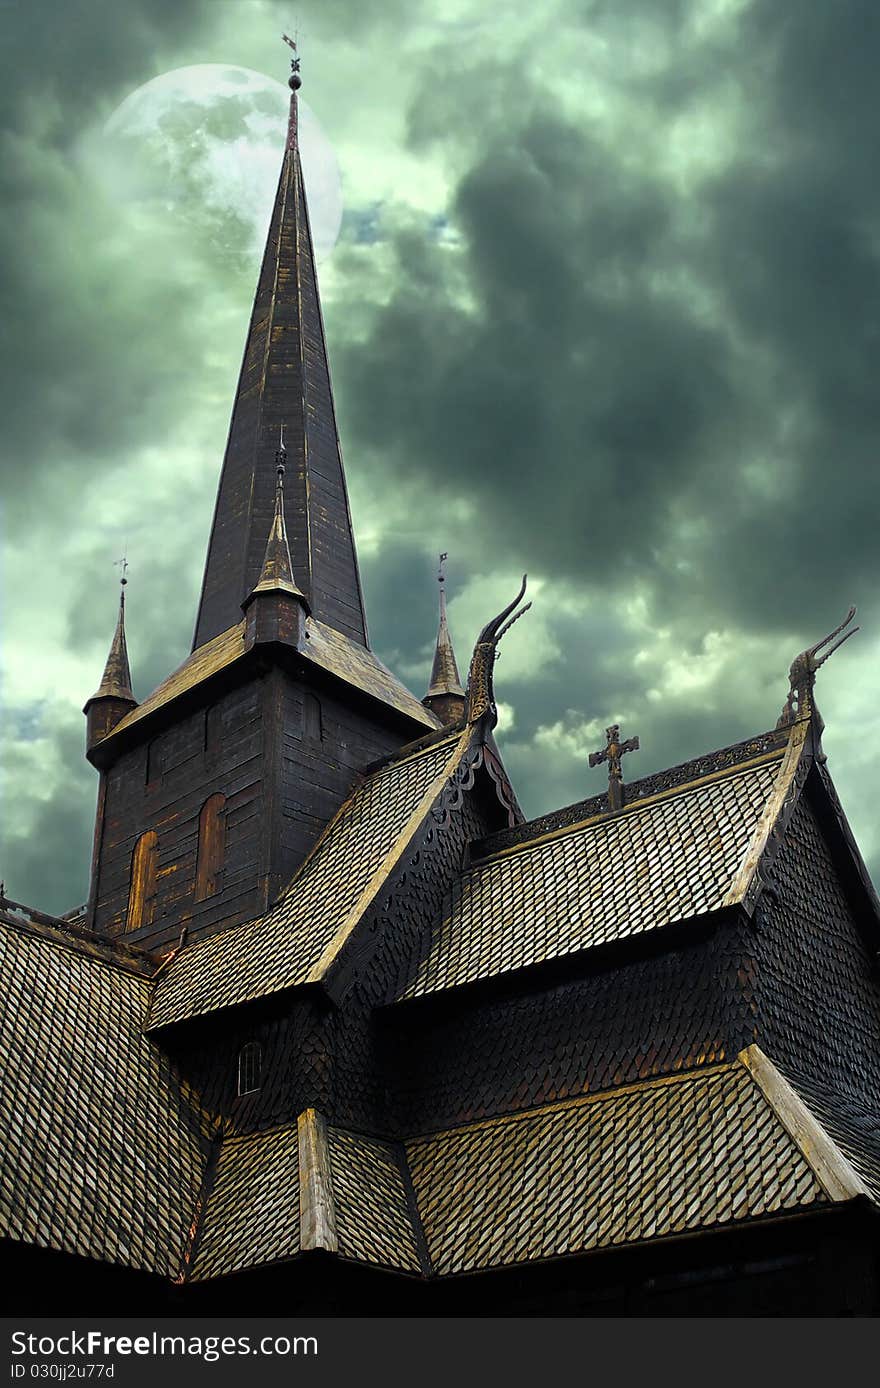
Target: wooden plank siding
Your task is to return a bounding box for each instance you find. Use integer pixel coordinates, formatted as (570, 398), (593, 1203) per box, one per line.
(88, 660), (410, 954)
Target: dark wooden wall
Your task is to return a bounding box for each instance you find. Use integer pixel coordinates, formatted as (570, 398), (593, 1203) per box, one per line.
(90, 663), (408, 954)
(380, 919), (759, 1137)
(753, 784), (880, 1111)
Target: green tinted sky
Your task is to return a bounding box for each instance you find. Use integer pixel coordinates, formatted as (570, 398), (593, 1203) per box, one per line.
(3, 0), (879, 911)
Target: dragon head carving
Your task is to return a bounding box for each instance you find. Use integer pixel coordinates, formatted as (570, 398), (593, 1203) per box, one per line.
(777, 606), (858, 738)
(464, 575), (531, 728)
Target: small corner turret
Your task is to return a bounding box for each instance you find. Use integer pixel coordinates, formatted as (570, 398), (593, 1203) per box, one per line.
(423, 553), (466, 727)
(83, 576), (138, 753)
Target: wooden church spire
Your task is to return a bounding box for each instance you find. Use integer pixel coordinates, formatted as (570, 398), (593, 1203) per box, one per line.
(192, 44), (368, 653)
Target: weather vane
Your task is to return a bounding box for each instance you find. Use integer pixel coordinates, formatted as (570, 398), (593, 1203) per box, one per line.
(114, 552), (129, 589)
(282, 31), (302, 90)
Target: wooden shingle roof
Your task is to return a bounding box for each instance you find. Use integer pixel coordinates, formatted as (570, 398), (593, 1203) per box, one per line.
(400, 747), (789, 1000)
(148, 729), (468, 1030)
(0, 918), (210, 1277)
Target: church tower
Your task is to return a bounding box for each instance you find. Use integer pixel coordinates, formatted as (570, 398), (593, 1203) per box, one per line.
(83, 56), (439, 954)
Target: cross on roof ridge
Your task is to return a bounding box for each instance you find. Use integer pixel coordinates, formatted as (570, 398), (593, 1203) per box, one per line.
(588, 722), (640, 812)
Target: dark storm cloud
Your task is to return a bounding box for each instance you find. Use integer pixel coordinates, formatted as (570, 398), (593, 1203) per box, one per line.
(4, 713), (94, 913)
(333, 2), (880, 646)
(0, 3), (206, 130)
(0, 0), (218, 512)
(6, 0), (880, 908)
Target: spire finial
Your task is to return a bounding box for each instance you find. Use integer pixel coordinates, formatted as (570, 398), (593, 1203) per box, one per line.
(114, 551), (129, 610)
(282, 31), (302, 90)
(276, 423), (286, 486)
(438, 551), (448, 618)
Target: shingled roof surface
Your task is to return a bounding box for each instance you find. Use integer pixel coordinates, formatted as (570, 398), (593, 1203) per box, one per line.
(404, 1057), (829, 1275)
(0, 920), (210, 1276)
(400, 751), (784, 1000)
(327, 1125), (422, 1273)
(149, 731), (465, 1029)
(185, 1051), (864, 1283)
(190, 1125), (300, 1282)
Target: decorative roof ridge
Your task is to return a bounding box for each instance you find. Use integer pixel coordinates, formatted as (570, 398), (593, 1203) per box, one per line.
(405, 1058), (740, 1145)
(298, 1108), (338, 1253)
(0, 893), (157, 977)
(470, 739), (788, 868)
(308, 725), (475, 985)
(146, 725), (475, 1017)
(739, 1045), (873, 1204)
(472, 726), (791, 859)
(722, 717), (813, 915)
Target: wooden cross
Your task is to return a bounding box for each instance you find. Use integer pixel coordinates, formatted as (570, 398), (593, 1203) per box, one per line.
(589, 723), (639, 812)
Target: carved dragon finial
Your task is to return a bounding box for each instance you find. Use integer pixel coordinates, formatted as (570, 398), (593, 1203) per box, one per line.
(776, 606), (859, 743)
(464, 575), (531, 727)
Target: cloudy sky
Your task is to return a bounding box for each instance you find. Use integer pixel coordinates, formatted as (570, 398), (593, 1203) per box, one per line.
(3, 0), (879, 913)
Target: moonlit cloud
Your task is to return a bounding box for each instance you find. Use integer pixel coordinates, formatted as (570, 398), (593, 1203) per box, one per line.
(3, 0), (879, 912)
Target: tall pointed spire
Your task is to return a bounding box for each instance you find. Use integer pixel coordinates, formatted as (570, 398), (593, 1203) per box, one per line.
(84, 576), (138, 750)
(423, 553), (466, 726)
(192, 41), (369, 653)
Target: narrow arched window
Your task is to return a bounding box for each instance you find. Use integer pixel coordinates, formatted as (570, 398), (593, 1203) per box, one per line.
(303, 692), (323, 742)
(145, 739), (162, 787)
(204, 704), (223, 761)
(127, 830), (158, 932)
(195, 792), (226, 901)
(238, 1042), (263, 1096)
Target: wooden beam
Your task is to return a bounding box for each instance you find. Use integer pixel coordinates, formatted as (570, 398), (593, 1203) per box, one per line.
(723, 719), (811, 914)
(297, 1107), (338, 1253)
(739, 1045), (871, 1203)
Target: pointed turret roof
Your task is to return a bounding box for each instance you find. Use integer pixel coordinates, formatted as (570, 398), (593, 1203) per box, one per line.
(425, 554), (465, 701)
(85, 588), (136, 709)
(243, 439), (310, 609)
(192, 69), (367, 652)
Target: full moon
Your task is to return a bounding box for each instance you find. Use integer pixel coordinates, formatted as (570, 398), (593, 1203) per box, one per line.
(104, 64), (343, 261)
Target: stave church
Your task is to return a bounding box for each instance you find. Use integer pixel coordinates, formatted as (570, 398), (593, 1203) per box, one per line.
(2, 51), (880, 1315)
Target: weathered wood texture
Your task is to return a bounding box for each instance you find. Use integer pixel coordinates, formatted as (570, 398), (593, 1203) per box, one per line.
(752, 784), (880, 1110)
(192, 147), (367, 651)
(380, 920), (759, 1138)
(90, 664), (407, 953)
(194, 793), (226, 902)
(127, 830), (158, 932)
